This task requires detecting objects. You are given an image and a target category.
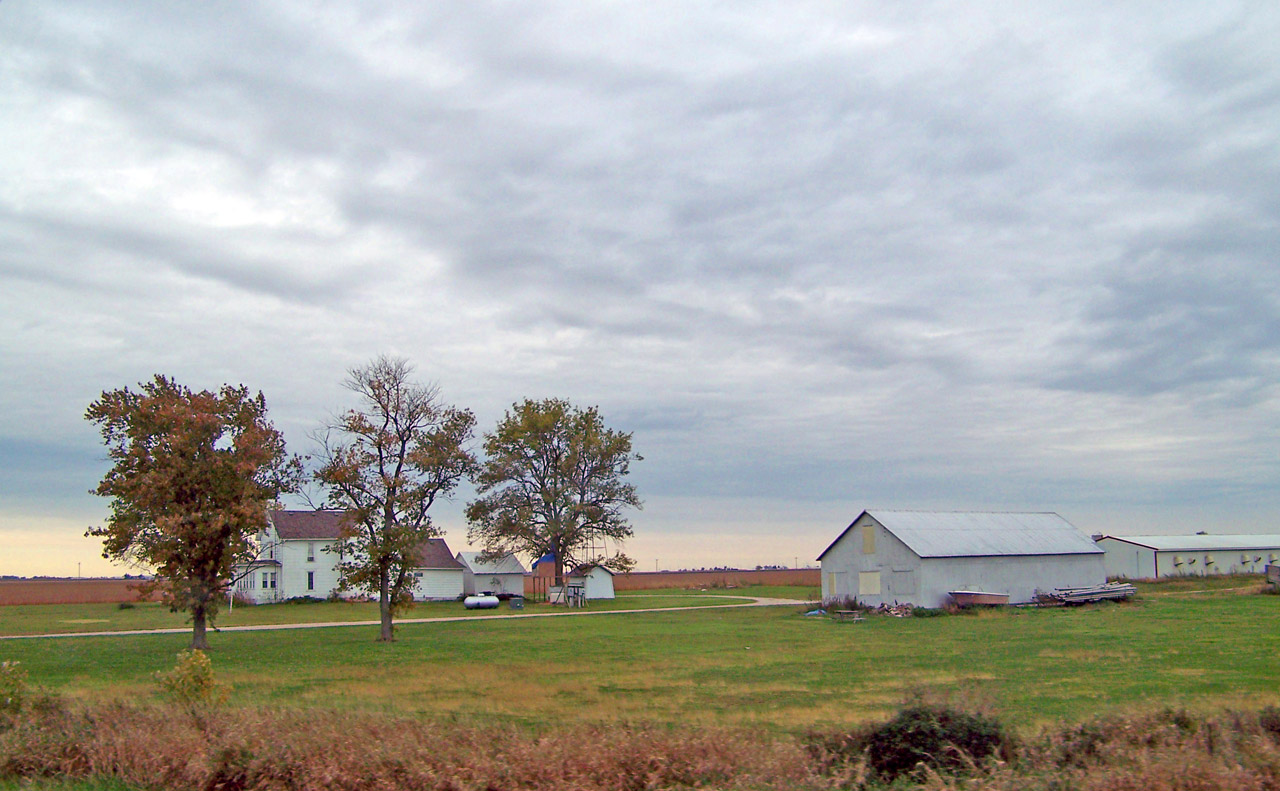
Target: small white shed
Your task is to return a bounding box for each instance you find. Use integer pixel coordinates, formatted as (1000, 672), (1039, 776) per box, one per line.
(566, 564), (615, 600)
(818, 510), (1106, 608)
(455, 551), (527, 596)
(1097, 534), (1280, 579)
(409, 539), (465, 601)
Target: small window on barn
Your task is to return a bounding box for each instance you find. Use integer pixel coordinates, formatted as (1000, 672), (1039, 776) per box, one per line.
(862, 525), (875, 555)
(858, 571), (881, 596)
(1173, 555), (1184, 566)
(1204, 554), (1215, 566)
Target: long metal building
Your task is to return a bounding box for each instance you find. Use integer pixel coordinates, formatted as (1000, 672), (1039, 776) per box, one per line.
(1097, 534), (1280, 579)
(818, 510), (1106, 608)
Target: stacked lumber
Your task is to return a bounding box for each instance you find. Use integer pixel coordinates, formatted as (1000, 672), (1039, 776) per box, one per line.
(1046, 581), (1136, 604)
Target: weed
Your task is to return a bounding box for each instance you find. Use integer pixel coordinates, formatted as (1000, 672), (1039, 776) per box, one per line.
(0, 662), (27, 719)
(154, 650), (226, 715)
(861, 703), (1008, 781)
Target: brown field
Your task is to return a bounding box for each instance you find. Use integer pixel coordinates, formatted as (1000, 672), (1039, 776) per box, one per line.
(0, 579), (160, 606)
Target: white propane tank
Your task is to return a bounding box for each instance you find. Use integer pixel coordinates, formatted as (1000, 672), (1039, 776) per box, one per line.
(463, 595), (500, 610)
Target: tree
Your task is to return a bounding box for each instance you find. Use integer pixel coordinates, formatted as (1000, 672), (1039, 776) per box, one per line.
(466, 398), (642, 586)
(313, 356), (476, 642)
(86, 375), (302, 650)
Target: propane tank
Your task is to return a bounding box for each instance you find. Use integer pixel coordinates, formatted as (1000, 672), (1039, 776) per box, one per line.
(463, 594), (500, 610)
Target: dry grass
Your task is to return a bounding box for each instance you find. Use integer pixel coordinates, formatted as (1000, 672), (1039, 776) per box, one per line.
(3, 700), (1280, 790)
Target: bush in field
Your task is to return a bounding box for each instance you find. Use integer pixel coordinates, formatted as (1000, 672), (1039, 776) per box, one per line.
(0, 661), (27, 718)
(861, 703), (1008, 781)
(1261, 705), (1280, 743)
(155, 650), (226, 713)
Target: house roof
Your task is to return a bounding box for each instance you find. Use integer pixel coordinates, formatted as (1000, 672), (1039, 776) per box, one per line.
(568, 563), (615, 577)
(268, 509), (351, 540)
(413, 538), (464, 570)
(456, 551), (527, 575)
(1099, 534), (1280, 552)
(819, 510), (1102, 560)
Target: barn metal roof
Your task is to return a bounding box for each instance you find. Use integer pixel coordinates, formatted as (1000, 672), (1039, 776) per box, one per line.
(455, 551), (527, 575)
(1100, 534), (1280, 552)
(820, 510), (1102, 560)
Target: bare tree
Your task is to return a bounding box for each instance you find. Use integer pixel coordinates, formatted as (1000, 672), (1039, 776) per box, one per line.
(313, 356), (476, 641)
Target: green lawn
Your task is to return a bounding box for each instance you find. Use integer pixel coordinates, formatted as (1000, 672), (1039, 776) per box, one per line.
(1, 579), (1275, 733)
(0, 589), (773, 636)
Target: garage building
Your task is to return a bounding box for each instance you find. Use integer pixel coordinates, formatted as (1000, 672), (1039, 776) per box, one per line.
(818, 510), (1106, 608)
(1097, 534), (1280, 579)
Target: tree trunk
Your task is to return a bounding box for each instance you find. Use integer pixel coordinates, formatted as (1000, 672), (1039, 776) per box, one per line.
(378, 566), (394, 642)
(191, 604), (210, 650)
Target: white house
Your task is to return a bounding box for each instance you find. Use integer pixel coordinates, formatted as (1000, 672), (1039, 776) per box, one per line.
(456, 551), (527, 597)
(233, 509), (350, 604)
(818, 510), (1106, 608)
(566, 564), (616, 600)
(409, 539), (465, 600)
(1097, 534), (1280, 579)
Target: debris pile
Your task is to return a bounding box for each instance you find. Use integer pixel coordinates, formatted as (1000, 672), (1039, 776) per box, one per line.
(871, 602), (915, 617)
(1042, 581), (1136, 605)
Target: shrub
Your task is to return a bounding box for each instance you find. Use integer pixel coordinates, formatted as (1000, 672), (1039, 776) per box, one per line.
(154, 650), (226, 714)
(116, 601), (136, 610)
(910, 607), (947, 618)
(0, 661), (28, 718)
(1260, 705), (1280, 742)
(861, 703), (1008, 781)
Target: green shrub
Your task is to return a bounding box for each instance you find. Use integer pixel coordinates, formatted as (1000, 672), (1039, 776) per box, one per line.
(861, 704), (1008, 781)
(154, 650), (226, 713)
(910, 607), (947, 618)
(0, 661), (28, 717)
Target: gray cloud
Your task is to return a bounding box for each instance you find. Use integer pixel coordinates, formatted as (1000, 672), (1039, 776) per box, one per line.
(3, 2), (1279, 571)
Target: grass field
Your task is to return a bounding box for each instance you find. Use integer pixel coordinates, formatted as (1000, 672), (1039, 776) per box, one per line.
(1, 579), (1275, 734)
(0, 586), (803, 636)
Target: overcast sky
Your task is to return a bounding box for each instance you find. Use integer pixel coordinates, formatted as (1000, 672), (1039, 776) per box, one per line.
(3, 2), (1277, 577)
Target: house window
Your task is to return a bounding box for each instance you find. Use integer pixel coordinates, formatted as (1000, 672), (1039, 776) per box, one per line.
(307, 571), (315, 591)
(307, 543), (316, 562)
(261, 571), (277, 590)
(262, 571), (270, 589)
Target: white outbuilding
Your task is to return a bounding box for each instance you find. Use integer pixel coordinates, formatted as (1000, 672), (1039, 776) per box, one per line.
(1096, 534), (1280, 579)
(566, 564), (616, 600)
(455, 551), (527, 597)
(409, 539), (465, 600)
(818, 510), (1106, 608)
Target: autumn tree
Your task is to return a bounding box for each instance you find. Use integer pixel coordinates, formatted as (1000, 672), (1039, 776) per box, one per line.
(86, 375), (302, 650)
(466, 398), (641, 585)
(313, 356), (476, 642)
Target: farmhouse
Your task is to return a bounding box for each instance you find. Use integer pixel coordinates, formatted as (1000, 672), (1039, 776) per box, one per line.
(410, 539), (465, 600)
(818, 510), (1106, 608)
(234, 509), (350, 603)
(1097, 534), (1280, 579)
(455, 551), (527, 597)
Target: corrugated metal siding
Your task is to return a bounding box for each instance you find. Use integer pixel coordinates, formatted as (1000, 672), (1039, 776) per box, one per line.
(872, 511), (1101, 558)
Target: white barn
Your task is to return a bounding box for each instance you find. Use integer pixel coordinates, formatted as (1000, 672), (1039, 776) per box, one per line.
(818, 510), (1106, 608)
(233, 509), (350, 603)
(456, 551), (527, 597)
(409, 539), (465, 601)
(1097, 534), (1280, 579)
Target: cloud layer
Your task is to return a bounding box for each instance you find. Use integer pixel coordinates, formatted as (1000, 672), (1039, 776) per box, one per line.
(2, 2), (1277, 574)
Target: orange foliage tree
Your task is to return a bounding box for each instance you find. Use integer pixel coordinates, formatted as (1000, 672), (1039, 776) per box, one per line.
(86, 375), (302, 649)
